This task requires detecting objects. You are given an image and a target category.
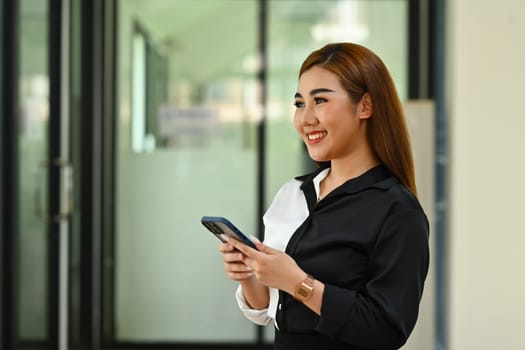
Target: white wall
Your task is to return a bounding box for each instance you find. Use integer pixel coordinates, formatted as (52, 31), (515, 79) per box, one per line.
(403, 101), (435, 350)
(447, 0), (525, 349)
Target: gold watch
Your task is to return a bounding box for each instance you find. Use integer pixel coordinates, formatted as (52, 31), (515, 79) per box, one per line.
(294, 274), (315, 302)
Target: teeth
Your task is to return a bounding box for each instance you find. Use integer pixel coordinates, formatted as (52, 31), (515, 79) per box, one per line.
(307, 132), (326, 140)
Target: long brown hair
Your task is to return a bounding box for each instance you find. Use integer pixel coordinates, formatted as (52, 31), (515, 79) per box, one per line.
(299, 43), (417, 195)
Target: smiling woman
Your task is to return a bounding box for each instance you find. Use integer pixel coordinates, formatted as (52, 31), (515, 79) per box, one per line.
(220, 43), (429, 350)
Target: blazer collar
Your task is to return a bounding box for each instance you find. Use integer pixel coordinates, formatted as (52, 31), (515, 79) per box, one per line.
(296, 164), (397, 196)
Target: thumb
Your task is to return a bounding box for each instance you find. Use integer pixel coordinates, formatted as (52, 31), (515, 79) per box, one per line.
(250, 235), (278, 254)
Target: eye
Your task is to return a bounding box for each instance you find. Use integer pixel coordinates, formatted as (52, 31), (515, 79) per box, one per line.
(294, 100), (304, 108)
(314, 97), (327, 105)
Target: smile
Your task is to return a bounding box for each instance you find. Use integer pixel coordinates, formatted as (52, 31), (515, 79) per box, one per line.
(306, 131), (327, 141)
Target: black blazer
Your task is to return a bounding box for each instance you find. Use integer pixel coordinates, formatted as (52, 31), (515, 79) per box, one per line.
(274, 165), (429, 350)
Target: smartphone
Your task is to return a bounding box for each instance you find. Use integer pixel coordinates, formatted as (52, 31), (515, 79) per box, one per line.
(201, 216), (257, 250)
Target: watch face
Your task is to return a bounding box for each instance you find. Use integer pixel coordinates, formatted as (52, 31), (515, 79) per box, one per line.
(294, 275), (314, 301)
(296, 287), (311, 299)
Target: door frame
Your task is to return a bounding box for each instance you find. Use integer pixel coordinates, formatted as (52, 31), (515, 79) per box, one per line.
(1, 0), (20, 348)
(49, 0), (73, 348)
(1, 0), (71, 349)
(77, 0), (118, 347)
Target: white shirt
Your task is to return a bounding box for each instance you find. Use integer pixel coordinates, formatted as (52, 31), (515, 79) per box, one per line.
(234, 168), (330, 326)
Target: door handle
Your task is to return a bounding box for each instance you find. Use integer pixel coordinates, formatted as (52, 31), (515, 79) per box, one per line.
(33, 158), (74, 222)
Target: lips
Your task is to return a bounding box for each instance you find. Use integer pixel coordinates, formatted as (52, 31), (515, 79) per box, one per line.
(306, 131), (327, 143)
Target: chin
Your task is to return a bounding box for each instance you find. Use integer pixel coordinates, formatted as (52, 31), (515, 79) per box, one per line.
(309, 153), (330, 163)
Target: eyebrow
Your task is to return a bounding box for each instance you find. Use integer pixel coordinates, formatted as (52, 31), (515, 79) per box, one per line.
(294, 88), (336, 99)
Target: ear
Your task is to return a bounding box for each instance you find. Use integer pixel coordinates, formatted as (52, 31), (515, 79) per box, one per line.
(358, 93), (373, 119)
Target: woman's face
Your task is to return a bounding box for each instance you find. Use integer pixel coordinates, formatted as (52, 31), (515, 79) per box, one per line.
(293, 66), (370, 163)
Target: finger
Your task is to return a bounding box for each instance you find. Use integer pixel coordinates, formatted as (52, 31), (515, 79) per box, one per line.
(242, 256), (255, 269)
(225, 262), (253, 273)
(224, 235), (260, 258)
(222, 251), (245, 263)
(251, 236), (267, 252)
(224, 260), (253, 279)
(249, 236), (278, 255)
(218, 242), (235, 253)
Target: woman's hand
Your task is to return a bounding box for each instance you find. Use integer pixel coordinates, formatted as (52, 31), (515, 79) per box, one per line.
(219, 237), (270, 310)
(218, 239), (254, 282)
(224, 236), (306, 296)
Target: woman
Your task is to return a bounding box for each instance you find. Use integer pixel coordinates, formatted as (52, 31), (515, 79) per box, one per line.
(219, 43), (429, 350)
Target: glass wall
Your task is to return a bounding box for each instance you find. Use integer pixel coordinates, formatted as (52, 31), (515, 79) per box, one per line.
(114, 0), (407, 345)
(17, 0), (49, 341)
(115, 0), (259, 342)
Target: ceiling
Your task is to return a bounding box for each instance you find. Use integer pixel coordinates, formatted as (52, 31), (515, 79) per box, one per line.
(120, 0), (333, 83)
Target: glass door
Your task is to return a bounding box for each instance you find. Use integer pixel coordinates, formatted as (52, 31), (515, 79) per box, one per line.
(17, 0), (51, 347)
(113, 0), (259, 343)
(12, 0), (73, 349)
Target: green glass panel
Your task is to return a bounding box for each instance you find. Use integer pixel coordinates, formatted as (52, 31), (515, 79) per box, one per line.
(17, 0), (49, 340)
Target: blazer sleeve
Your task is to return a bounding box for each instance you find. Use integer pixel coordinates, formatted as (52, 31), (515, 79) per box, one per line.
(314, 208), (430, 349)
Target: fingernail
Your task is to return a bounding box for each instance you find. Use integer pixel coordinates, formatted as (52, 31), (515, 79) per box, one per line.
(250, 235), (261, 243)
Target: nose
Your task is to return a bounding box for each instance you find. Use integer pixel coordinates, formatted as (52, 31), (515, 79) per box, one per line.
(300, 104), (318, 126)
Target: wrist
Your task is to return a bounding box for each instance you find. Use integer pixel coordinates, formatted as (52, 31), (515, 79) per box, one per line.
(293, 274), (315, 303)
(239, 273), (258, 286)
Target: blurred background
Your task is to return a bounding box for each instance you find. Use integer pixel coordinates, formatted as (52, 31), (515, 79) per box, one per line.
(1, 0), (523, 349)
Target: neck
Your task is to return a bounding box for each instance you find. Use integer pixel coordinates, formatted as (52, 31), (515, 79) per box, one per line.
(328, 149), (380, 184)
